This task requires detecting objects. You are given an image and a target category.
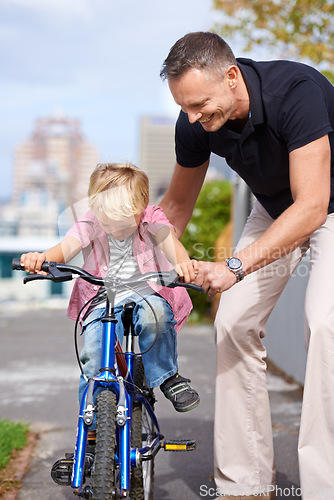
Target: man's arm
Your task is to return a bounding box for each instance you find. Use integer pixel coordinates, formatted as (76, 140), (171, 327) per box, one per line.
(159, 160), (209, 238)
(196, 135), (331, 295)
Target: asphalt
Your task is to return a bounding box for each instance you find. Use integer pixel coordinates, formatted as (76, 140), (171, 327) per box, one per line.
(0, 303), (303, 499)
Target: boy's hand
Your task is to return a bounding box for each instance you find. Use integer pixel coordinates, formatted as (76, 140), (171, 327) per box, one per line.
(174, 259), (199, 283)
(20, 252), (48, 275)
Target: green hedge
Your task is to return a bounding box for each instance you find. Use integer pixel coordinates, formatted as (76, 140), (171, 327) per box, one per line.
(180, 179), (232, 321)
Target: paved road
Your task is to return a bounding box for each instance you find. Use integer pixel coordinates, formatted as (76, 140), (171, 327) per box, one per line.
(0, 304), (302, 499)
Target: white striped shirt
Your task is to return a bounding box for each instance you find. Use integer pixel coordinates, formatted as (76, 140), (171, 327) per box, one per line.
(107, 234), (151, 304)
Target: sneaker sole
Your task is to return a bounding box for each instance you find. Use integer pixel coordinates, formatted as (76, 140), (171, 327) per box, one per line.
(174, 398), (200, 413)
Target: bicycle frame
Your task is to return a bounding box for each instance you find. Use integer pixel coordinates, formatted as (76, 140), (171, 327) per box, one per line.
(71, 290), (161, 497)
(11, 259), (201, 498)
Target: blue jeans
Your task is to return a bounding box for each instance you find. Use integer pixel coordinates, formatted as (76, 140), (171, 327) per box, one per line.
(78, 294), (178, 422)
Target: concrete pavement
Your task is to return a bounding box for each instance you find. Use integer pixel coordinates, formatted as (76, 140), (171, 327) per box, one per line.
(0, 304), (302, 499)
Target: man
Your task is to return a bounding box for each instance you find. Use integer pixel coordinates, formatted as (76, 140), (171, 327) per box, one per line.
(159, 31), (334, 500)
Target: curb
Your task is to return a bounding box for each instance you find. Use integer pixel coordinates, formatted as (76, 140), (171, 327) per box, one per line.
(0, 432), (37, 500)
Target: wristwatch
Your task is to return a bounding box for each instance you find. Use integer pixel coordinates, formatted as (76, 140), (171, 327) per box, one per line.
(225, 257), (244, 283)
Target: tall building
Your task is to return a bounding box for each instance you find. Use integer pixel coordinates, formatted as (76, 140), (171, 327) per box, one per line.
(139, 116), (176, 203)
(5, 112), (99, 237)
(0, 113), (100, 299)
(139, 115), (231, 204)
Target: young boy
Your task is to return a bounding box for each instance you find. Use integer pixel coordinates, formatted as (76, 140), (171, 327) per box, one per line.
(20, 163), (200, 418)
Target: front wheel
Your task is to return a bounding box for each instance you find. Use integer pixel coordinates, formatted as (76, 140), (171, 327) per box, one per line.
(130, 357), (155, 500)
(92, 390), (117, 499)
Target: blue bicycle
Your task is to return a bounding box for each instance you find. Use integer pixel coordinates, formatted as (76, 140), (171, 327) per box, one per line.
(12, 258), (203, 499)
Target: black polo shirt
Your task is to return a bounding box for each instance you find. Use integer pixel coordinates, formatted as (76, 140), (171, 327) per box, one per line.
(175, 58), (334, 219)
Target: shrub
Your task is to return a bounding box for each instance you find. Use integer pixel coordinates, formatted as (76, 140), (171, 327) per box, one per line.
(180, 179), (232, 321)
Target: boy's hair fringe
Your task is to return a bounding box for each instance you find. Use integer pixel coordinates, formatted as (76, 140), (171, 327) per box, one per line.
(88, 163), (149, 220)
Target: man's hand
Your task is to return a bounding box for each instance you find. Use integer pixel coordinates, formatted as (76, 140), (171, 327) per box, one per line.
(194, 261), (237, 296)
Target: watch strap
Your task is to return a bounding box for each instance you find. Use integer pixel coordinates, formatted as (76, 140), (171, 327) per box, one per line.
(225, 257), (244, 282)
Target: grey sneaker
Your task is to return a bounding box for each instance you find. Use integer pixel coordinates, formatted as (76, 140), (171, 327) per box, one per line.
(160, 373), (200, 412)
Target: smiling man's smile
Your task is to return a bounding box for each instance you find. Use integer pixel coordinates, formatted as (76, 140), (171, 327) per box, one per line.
(201, 113), (214, 123)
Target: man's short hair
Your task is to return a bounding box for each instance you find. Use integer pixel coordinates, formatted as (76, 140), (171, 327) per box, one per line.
(160, 31), (237, 81)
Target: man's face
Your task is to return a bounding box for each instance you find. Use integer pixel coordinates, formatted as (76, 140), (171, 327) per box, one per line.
(168, 67), (238, 132)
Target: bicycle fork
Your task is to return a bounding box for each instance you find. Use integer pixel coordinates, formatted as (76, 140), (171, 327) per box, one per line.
(70, 296), (134, 497)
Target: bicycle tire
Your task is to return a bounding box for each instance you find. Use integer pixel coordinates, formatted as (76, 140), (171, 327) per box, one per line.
(130, 357), (155, 500)
(92, 390), (117, 499)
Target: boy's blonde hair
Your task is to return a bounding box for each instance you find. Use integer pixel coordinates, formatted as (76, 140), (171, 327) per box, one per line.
(88, 163), (149, 220)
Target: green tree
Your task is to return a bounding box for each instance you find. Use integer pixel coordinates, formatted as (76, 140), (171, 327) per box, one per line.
(213, 0), (334, 82)
(180, 179), (231, 320)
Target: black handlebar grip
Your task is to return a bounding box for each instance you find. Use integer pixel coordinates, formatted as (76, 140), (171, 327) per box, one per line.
(40, 261), (50, 272)
(185, 283), (205, 293)
(12, 258), (50, 273)
(178, 282), (205, 293)
(12, 258), (24, 271)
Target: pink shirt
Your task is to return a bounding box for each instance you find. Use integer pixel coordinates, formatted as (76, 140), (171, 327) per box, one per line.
(66, 205), (192, 331)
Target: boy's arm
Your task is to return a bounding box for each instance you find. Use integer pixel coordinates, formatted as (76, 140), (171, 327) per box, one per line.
(20, 235), (82, 274)
(154, 227), (198, 282)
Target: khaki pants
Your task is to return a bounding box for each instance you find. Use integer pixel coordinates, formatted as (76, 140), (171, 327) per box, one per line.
(214, 201), (334, 500)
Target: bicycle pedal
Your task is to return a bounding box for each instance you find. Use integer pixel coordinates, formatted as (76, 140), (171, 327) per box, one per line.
(163, 439), (196, 451)
(51, 451), (95, 485)
(51, 457), (73, 485)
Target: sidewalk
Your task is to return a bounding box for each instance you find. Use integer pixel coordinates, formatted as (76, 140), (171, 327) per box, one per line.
(0, 307), (303, 499)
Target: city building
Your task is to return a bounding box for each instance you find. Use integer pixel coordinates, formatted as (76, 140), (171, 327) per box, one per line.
(0, 112), (99, 302)
(139, 115), (176, 202)
(5, 111), (99, 237)
(139, 115), (233, 203)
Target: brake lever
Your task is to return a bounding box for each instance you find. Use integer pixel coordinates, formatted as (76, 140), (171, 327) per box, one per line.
(23, 274), (54, 284)
(23, 262), (74, 284)
(48, 262), (73, 282)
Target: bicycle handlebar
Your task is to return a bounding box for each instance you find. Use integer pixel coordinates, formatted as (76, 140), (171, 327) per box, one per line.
(12, 258), (204, 293)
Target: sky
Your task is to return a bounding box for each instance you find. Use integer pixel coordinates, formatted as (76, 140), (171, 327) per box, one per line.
(0, 0), (222, 201)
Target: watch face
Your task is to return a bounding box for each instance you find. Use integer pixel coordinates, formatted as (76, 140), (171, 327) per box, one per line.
(228, 257), (242, 270)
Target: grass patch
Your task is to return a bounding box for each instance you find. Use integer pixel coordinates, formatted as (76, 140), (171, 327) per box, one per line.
(0, 419), (28, 470)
